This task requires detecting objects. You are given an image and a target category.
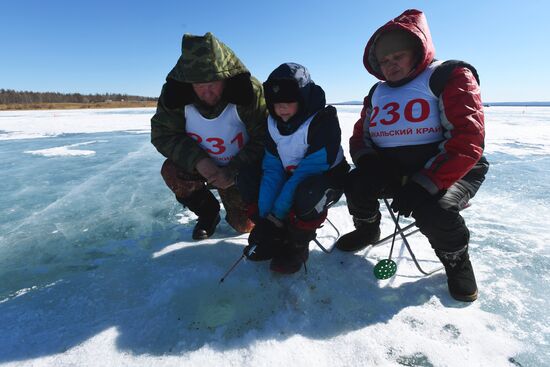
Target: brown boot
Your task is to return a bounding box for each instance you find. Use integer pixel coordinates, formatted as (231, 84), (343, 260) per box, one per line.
(219, 186), (255, 233)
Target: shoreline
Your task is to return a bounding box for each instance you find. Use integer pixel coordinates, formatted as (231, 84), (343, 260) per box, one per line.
(4, 101), (550, 112)
(0, 101), (157, 111)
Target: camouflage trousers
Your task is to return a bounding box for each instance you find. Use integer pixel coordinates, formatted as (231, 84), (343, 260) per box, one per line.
(160, 159), (254, 233)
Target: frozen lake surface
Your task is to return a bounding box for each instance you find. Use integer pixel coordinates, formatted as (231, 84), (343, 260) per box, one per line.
(0, 106), (549, 366)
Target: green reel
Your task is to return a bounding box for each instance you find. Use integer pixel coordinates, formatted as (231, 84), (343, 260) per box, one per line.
(373, 259), (397, 280)
(373, 211), (403, 280)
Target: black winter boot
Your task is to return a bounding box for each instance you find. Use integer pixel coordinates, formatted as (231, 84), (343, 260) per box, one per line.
(270, 227), (314, 274)
(244, 218), (286, 262)
(193, 213), (221, 240)
(436, 246), (478, 302)
(335, 213), (381, 252)
(177, 189), (221, 240)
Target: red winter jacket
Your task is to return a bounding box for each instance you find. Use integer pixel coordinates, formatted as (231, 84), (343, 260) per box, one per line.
(350, 9), (485, 193)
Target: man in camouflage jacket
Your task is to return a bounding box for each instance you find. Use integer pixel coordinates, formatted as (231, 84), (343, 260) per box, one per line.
(151, 32), (267, 240)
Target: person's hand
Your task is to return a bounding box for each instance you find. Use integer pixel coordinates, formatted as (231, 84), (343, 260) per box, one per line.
(211, 167), (235, 189)
(390, 181), (432, 217)
(196, 157), (219, 179)
(195, 158), (234, 189)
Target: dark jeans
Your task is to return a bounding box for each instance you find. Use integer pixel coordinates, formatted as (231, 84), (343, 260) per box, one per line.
(344, 156), (489, 252)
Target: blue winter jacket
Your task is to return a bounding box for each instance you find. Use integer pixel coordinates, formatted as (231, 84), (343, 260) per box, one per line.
(259, 63), (343, 219)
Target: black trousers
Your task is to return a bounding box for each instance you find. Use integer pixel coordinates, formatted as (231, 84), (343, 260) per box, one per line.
(344, 156), (489, 252)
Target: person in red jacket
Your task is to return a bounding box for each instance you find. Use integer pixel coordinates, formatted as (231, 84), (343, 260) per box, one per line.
(335, 9), (489, 302)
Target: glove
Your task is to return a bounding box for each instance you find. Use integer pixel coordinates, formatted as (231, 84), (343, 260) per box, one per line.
(390, 181), (432, 217)
(356, 154), (399, 188)
(243, 216), (286, 261)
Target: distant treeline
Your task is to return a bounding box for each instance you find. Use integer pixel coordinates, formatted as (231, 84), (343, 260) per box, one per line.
(0, 89), (157, 104)
(484, 102), (550, 107)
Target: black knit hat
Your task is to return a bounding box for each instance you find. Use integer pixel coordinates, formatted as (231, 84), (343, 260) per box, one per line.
(263, 78), (301, 104)
(262, 63), (326, 133)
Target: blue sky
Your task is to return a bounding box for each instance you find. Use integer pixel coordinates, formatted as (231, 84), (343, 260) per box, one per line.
(1, 0), (548, 103)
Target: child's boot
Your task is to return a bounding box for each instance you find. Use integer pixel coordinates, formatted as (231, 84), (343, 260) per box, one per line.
(270, 226), (315, 274)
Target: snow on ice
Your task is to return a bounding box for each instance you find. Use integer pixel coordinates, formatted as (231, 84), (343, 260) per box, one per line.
(0, 106), (548, 366)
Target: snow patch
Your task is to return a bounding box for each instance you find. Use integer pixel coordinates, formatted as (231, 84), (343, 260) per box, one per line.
(0, 108), (152, 140)
(25, 141), (105, 157)
(0, 106), (547, 367)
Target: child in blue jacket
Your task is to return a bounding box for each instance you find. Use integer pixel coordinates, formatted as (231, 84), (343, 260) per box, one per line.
(243, 63), (349, 274)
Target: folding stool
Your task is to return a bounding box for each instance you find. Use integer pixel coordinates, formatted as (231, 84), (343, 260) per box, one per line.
(313, 197), (447, 276)
(370, 198), (444, 276)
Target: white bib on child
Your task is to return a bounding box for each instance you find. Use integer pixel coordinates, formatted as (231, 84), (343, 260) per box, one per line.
(268, 114), (316, 172)
(369, 61), (444, 148)
(185, 104), (249, 166)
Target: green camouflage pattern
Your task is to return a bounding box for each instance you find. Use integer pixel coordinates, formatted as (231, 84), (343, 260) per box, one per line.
(168, 32), (249, 83)
(150, 33), (267, 174)
(218, 185), (254, 233)
(226, 76), (267, 175)
(159, 158), (254, 233)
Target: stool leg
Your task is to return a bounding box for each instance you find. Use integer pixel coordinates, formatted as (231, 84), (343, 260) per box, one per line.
(313, 217), (340, 253)
(372, 222), (418, 247)
(382, 199), (443, 276)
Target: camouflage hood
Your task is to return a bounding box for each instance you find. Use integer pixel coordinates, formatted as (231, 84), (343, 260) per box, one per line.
(162, 32), (255, 109)
(167, 32), (250, 83)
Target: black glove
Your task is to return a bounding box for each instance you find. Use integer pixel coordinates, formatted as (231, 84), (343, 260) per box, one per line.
(390, 181), (432, 217)
(243, 216), (286, 261)
(356, 154), (399, 188)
